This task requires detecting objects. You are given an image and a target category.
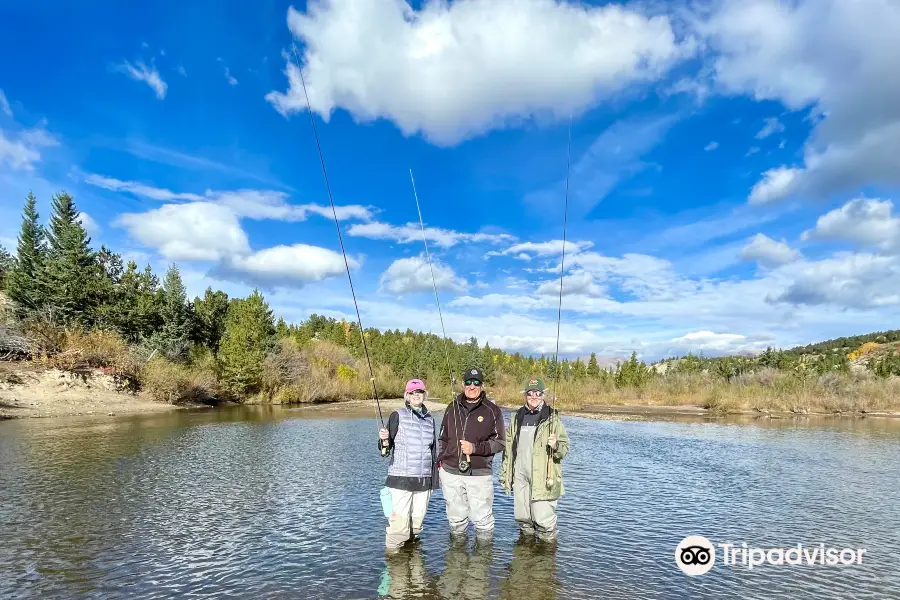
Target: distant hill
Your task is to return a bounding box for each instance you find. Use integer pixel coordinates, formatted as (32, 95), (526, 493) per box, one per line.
(784, 329), (900, 356)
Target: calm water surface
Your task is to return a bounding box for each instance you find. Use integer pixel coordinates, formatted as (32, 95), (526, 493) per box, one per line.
(2, 405), (900, 599)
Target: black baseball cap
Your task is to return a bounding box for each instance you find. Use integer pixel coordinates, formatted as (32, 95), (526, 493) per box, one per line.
(463, 367), (484, 383)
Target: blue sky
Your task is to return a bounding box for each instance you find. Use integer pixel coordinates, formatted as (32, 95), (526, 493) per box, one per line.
(2, 0), (899, 362)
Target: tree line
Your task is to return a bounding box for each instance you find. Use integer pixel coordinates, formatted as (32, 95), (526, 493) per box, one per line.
(1, 190), (897, 405)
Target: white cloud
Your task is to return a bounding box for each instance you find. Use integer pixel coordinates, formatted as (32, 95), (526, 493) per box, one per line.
(0, 89), (11, 118)
(266, 0), (696, 145)
(85, 174), (204, 202)
(0, 123), (59, 171)
(114, 202), (250, 261)
(704, 0), (900, 203)
(535, 270), (605, 298)
(112, 60), (168, 100)
(83, 173), (374, 221)
(379, 255), (462, 294)
(740, 233), (801, 267)
(487, 240), (592, 260)
(212, 244), (354, 289)
(347, 221), (514, 248)
(801, 197), (900, 253)
(77, 212), (100, 235)
(755, 117), (784, 139)
(225, 67), (238, 86)
(176, 65), (187, 77)
(748, 167), (799, 205)
(770, 252), (900, 309)
(704, 141), (719, 151)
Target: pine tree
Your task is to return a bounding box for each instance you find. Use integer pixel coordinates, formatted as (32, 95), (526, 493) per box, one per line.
(0, 244), (13, 289)
(148, 264), (191, 360)
(41, 191), (101, 326)
(217, 289), (275, 397)
(587, 352), (600, 378)
(6, 191), (48, 311)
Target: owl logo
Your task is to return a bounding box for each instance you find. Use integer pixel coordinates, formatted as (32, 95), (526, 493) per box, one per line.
(529, 379), (538, 385)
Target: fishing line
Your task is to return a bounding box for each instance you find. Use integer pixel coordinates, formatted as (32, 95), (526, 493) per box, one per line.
(408, 169), (468, 471)
(408, 169), (456, 397)
(289, 44), (387, 451)
(547, 115), (573, 487)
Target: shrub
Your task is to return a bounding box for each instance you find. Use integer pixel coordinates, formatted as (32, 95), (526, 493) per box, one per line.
(142, 357), (219, 405)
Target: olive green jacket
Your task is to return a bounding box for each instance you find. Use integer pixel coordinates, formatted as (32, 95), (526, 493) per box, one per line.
(499, 407), (570, 501)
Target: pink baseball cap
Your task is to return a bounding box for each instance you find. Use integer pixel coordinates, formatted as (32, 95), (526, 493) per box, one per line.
(405, 379), (426, 393)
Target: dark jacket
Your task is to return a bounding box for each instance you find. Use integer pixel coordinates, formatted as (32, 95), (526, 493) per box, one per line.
(437, 392), (505, 476)
(377, 401), (440, 492)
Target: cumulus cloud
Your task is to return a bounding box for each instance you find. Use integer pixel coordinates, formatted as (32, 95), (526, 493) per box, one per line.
(115, 202), (250, 261)
(704, 141), (719, 151)
(801, 197), (900, 254)
(111, 60), (168, 100)
(535, 270), (605, 298)
(740, 233), (801, 267)
(77, 212), (100, 235)
(702, 0), (900, 203)
(748, 167), (799, 205)
(347, 221), (513, 248)
(379, 255), (462, 294)
(211, 244), (354, 289)
(266, 0), (696, 145)
(769, 252), (900, 309)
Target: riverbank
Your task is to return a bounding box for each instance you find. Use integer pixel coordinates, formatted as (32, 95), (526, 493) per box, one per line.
(0, 363), (187, 420)
(4, 360), (900, 423)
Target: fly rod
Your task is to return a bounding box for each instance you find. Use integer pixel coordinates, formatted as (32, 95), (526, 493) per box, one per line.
(547, 115), (573, 487)
(289, 44), (388, 456)
(408, 169), (468, 470)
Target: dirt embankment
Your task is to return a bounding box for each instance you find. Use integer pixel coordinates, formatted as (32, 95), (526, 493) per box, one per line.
(0, 363), (179, 420)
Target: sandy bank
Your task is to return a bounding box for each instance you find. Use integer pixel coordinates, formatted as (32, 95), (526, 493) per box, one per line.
(0, 363), (180, 420)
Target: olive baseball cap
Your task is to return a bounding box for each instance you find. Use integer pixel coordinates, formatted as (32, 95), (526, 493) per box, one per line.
(524, 377), (545, 392)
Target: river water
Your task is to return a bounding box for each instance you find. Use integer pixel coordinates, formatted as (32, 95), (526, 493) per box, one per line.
(2, 404), (900, 599)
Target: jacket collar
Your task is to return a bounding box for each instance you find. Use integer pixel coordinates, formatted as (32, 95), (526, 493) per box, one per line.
(456, 391), (486, 410)
(405, 399), (430, 417)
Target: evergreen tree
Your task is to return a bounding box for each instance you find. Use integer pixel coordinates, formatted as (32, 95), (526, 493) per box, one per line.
(94, 245), (124, 329)
(147, 264), (191, 360)
(41, 191), (101, 326)
(6, 191), (48, 311)
(217, 289), (275, 397)
(587, 352), (600, 378)
(112, 261), (163, 342)
(0, 244), (13, 289)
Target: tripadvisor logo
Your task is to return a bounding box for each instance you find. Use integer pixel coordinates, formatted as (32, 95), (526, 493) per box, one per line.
(675, 535), (715, 576)
(675, 535), (868, 576)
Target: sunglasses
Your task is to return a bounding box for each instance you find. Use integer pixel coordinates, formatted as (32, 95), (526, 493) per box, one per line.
(526, 390), (543, 396)
(408, 389), (425, 395)
(464, 379), (482, 387)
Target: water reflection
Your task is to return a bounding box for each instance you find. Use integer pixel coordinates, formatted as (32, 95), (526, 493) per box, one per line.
(498, 538), (560, 600)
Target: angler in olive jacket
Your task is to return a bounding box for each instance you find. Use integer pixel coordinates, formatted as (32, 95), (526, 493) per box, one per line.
(499, 377), (570, 541)
(437, 367), (505, 538)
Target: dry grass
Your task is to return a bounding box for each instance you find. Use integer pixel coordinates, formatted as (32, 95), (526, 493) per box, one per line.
(141, 357), (220, 405)
(489, 369), (900, 415)
(255, 339), (406, 404)
(30, 328), (142, 391)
